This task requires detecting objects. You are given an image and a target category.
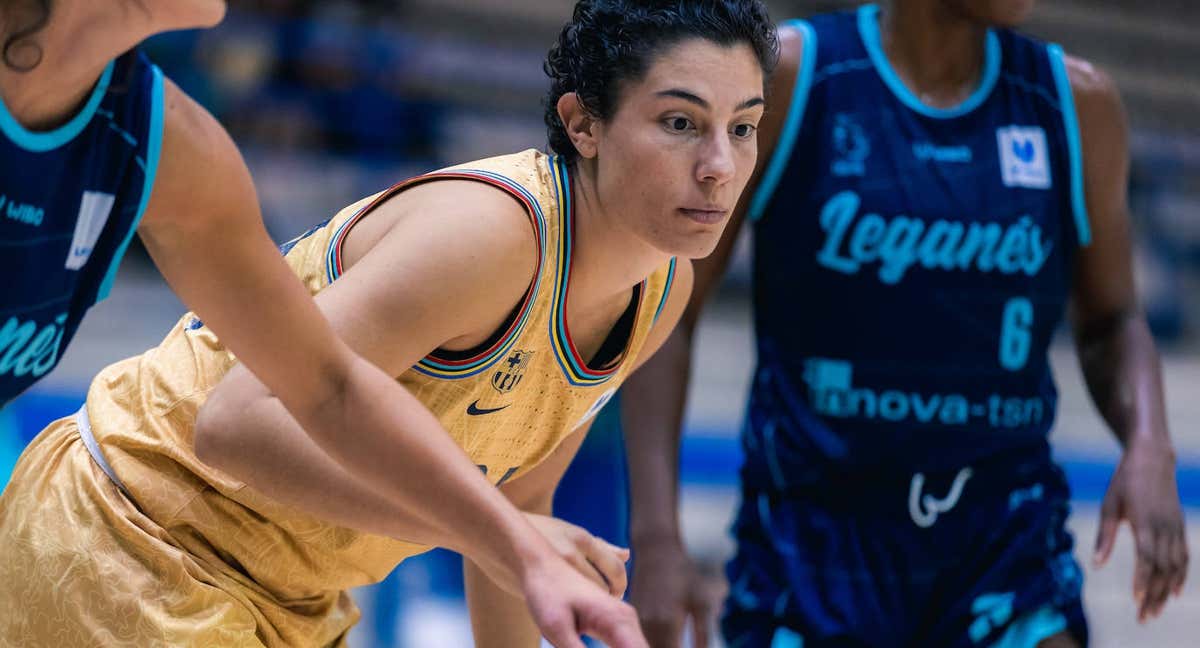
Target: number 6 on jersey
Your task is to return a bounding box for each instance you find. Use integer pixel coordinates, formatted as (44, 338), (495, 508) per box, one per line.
(999, 297), (1033, 371)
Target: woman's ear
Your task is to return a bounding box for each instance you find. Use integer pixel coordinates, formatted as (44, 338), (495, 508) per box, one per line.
(556, 92), (599, 159)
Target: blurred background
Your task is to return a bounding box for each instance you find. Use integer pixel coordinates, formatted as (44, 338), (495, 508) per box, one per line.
(3, 1), (1199, 646)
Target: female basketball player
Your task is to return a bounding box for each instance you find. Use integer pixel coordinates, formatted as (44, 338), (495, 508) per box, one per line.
(623, 2), (1186, 647)
(0, 1), (778, 646)
(0, 0), (650, 642)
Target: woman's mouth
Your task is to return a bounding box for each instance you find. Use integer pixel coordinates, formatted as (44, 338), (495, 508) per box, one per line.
(678, 207), (729, 224)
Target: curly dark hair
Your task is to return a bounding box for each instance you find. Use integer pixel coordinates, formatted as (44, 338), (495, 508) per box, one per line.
(544, 0), (778, 163)
(2, 0), (51, 71)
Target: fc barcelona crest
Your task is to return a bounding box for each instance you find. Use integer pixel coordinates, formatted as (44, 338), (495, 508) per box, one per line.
(492, 350), (534, 393)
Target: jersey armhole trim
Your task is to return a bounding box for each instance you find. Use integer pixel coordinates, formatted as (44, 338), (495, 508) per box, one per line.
(97, 64), (164, 302)
(330, 169), (547, 380)
(747, 19), (817, 223)
(1047, 44), (1091, 247)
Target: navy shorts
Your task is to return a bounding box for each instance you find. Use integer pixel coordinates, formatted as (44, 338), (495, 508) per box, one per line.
(722, 443), (1088, 648)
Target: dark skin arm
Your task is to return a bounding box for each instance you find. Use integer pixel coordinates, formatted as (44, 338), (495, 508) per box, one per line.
(1065, 56), (1187, 624)
(622, 24), (803, 648)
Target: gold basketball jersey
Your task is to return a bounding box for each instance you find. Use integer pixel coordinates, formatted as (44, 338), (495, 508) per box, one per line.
(68, 149), (678, 644)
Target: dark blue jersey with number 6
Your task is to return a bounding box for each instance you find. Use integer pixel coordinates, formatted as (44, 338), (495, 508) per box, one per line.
(742, 5), (1091, 486)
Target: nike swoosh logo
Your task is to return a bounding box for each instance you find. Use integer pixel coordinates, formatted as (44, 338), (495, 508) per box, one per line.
(466, 400), (511, 416)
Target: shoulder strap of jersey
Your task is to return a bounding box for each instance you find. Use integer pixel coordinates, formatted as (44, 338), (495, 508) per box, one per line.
(1046, 44), (1091, 247)
(747, 19), (818, 223)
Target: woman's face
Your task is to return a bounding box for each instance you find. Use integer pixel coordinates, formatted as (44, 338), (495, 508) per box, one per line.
(586, 38), (765, 260)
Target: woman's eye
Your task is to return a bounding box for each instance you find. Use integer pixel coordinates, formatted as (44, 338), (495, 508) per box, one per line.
(667, 117), (693, 132)
(733, 123), (757, 138)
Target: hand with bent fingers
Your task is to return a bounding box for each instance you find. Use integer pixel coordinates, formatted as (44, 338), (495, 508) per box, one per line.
(629, 537), (716, 647)
(523, 554), (648, 648)
(1094, 439), (1189, 623)
(524, 512), (631, 598)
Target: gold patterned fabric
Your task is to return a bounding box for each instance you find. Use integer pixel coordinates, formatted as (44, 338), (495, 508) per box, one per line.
(0, 150), (677, 647)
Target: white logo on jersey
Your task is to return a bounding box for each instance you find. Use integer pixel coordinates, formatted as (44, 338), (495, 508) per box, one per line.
(65, 191), (115, 270)
(996, 126), (1051, 189)
(574, 388), (616, 431)
(908, 467), (973, 528)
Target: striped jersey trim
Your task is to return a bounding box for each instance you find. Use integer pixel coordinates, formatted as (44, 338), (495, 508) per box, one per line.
(324, 169), (548, 379)
(547, 157), (645, 387)
(652, 257), (679, 324)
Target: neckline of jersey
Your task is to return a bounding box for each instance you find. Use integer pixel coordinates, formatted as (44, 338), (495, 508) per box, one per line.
(857, 3), (1001, 120)
(0, 60), (115, 152)
(549, 155), (646, 385)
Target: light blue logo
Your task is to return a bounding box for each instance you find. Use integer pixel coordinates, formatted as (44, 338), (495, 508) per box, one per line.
(970, 592), (1015, 643)
(801, 357), (1046, 428)
(831, 113), (870, 177)
(802, 357), (853, 395)
(815, 191), (1053, 284)
(0, 313), (67, 380)
(0, 194), (44, 227)
(913, 142), (973, 163)
(1008, 483), (1044, 511)
(803, 357), (971, 424)
(770, 627), (805, 648)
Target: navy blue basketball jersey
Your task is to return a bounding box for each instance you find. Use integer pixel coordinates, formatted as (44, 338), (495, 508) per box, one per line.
(742, 5), (1090, 485)
(0, 50), (164, 406)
